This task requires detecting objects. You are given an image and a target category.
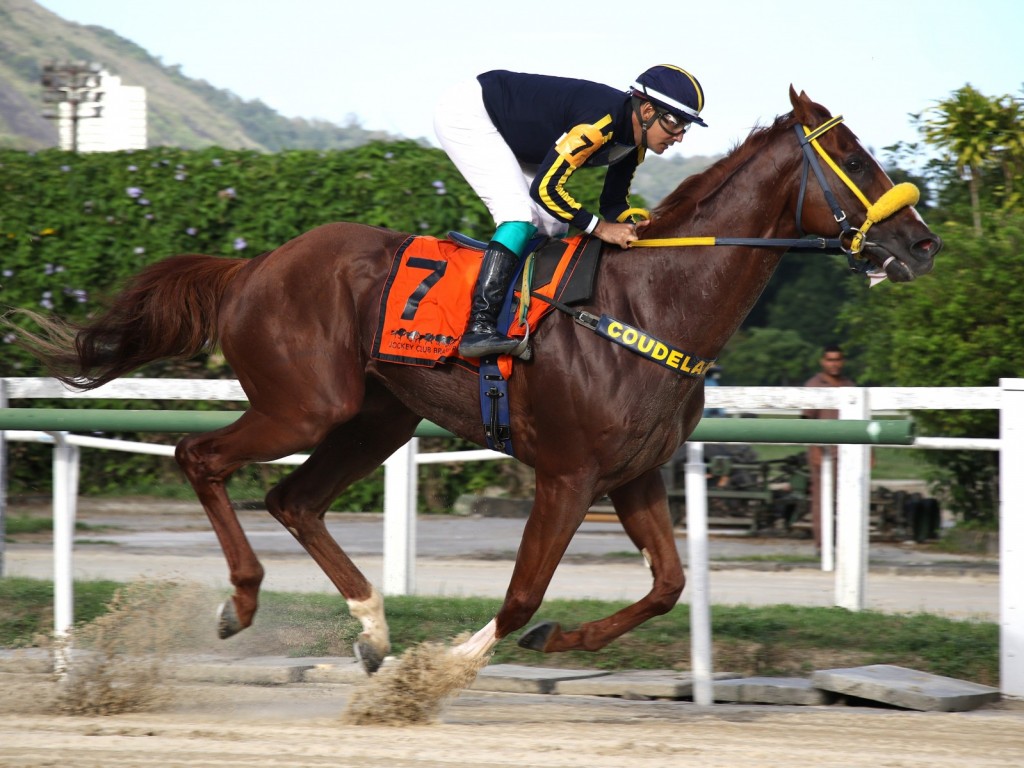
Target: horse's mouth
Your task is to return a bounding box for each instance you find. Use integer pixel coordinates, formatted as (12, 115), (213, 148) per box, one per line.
(865, 236), (940, 284)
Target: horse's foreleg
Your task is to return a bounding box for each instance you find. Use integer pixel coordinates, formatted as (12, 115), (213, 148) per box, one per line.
(264, 389), (422, 674)
(453, 476), (591, 661)
(176, 409), (340, 638)
(519, 468), (685, 654)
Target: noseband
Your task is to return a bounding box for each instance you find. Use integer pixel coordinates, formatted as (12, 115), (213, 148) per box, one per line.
(630, 115), (921, 278)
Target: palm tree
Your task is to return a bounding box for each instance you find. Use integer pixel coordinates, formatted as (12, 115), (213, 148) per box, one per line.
(919, 84), (1000, 235)
(990, 90), (1024, 204)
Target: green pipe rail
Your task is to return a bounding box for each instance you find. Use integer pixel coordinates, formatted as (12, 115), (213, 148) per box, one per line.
(0, 408), (916, 445)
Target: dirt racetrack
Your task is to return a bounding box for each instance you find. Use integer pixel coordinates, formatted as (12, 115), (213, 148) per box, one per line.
(2, 671), (1023, 768)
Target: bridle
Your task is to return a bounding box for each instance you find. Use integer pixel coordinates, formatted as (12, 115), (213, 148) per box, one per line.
(628, 115), (920, 278)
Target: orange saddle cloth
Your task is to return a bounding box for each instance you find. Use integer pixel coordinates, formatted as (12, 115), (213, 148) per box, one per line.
(371, 233), (597, 374)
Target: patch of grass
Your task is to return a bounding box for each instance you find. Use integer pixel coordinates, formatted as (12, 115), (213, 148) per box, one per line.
(0, 577), (120, 647)
(1, 579), (997, 686)
(3, 516), (113, 538)
(253, 592), (997, 685)
(4, 516), (56, 536)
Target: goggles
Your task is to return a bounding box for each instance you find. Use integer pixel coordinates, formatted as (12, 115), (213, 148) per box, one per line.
(657, 110), (692, 136)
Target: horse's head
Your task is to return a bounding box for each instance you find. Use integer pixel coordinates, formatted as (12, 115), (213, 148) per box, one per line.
(788, 86), (941, 283)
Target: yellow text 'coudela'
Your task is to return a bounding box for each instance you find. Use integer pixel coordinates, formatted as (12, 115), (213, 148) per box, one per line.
(596, 316), (716, 378)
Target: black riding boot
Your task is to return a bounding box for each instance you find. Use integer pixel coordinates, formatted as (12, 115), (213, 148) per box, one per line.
(459, 242), (521, 358)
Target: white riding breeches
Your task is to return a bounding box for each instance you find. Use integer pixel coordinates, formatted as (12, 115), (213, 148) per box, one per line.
(433, 78), (567, 238)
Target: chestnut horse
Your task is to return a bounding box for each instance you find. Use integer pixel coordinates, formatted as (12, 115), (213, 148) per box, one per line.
(10, 88), (939, 673)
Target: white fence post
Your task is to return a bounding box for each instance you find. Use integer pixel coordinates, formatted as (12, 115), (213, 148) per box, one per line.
(382, 438), (418, 596)
(835, 388), (871, 610)
(1000, 378), (1024, 698)
(51, 431), (79, 676)
(685, 442), (714, 706)
(820, 450), (835, 573)
(0, 378), (7, 577)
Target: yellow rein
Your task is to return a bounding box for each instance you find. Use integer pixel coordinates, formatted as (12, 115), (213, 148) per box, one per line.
(623, 116), (920, 253)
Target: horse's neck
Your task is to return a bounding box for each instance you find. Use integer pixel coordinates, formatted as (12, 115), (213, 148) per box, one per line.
(624, 151), (801, 356)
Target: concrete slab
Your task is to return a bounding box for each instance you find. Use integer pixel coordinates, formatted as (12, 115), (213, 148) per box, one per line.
(811, 664), (1001, 712)
(171, 654), (322, 685)
(557, 669), (742, 699)
(714, 676), (837, 706)
(470, 664), (609, 694)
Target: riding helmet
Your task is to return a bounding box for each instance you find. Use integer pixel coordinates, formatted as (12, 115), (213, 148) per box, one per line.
(630, 65), (708, 127)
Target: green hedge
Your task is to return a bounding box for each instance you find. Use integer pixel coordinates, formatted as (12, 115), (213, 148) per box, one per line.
(0, 142), (607, 506)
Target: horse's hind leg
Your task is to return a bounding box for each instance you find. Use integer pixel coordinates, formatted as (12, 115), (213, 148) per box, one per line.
(176, 406), (353, 639)
(518, 467), (685, 653)
(264, 381), (422, 673)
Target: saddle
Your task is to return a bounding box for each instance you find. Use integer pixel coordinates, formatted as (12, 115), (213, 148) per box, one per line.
(371, 232), (603, 456)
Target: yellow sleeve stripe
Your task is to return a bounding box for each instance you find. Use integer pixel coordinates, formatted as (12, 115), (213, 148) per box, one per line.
(538, 159), (580, 221)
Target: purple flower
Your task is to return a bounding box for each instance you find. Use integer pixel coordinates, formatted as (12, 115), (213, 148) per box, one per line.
(127, 165), (138, 172)
(211, 158), (222, 167)
(126, 186), (143, 198)
(60, 165), (71, 172)
(138, 198), (151, 206)
(134, 246), (145, 255)
(2, 332), (16, 344)
(2, 269), (13, 277)
(174, 172), (187, 181)
(44, 263), (55, 275)
(218, 187), (236, 200)
(185, 227), (198, 236)
(233, 237), (247, 250)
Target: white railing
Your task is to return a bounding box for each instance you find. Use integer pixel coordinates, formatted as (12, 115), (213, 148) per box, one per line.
(1, 377), (1020, 699)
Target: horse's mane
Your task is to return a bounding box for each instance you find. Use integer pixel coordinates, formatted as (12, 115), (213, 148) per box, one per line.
(648, 111), (801, 232)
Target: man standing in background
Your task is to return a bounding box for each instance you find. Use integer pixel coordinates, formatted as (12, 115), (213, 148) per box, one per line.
(802, 344), (856, 551)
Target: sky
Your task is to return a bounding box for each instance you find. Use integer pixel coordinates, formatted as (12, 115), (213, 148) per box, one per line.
(34, 0), (1024, 160)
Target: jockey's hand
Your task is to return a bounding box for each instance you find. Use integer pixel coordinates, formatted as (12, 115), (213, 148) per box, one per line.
(594, 219), (648, 249)
(593, 219), (651, 249)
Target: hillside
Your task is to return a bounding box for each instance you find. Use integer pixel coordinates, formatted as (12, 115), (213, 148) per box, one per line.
(0, 0), (397, 151)
(0, 0), (718, 200)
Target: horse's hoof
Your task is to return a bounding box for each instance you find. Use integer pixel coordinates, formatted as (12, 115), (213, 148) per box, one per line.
(216, 599), (243, 639)
(517, 621), (560, 652)
(354, 639), (385, 675)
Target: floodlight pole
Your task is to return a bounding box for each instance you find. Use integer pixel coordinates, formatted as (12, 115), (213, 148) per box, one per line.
(40, 60), (104, 152)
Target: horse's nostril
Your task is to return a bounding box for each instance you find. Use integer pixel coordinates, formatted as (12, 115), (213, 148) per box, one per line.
(915, 235), (943, 258)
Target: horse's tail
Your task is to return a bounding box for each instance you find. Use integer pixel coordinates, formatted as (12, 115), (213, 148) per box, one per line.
(6, 254), (248, 390)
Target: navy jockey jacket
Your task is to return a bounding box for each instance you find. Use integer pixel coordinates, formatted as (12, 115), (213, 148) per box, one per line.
(477, 70), (644, 233)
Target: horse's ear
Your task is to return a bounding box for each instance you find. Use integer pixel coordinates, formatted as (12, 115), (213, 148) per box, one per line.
(789, 86), (815, 123)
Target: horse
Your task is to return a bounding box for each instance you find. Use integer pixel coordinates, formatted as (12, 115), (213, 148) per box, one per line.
(8, 87), (940, 675)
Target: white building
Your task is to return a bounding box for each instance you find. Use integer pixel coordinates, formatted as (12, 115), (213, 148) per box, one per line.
(56, 70), (147, 152)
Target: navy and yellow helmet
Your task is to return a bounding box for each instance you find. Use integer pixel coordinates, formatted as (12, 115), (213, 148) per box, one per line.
(630, 65), (708, 128)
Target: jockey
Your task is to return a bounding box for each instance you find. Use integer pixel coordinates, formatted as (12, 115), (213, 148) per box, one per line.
(434, 64), (708, 358)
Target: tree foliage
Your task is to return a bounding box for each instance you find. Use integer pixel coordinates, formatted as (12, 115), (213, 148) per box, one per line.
(837, 83), (1024, 524)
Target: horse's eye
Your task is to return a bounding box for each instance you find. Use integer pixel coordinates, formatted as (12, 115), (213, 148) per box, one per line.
(844, 157), (865, 174)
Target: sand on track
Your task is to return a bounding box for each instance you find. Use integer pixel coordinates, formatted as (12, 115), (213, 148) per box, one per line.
(1, 673), (1022, 768)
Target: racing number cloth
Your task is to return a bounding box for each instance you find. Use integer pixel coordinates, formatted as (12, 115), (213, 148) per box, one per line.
(371, 234), (592, 372)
